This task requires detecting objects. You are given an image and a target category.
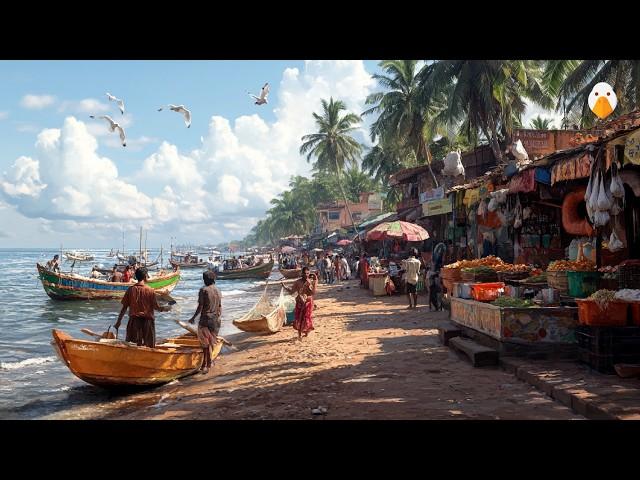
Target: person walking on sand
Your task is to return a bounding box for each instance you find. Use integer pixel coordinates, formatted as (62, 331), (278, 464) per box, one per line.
(400, 248), (422, 309)
(334, 254), (342, 284)
(281, 267), (317, 341)
(358, 254), (370, 289)
(114, 267), (171, 347)
(188, 270), (222, 374)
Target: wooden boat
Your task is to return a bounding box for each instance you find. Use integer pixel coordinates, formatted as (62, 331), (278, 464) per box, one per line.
(51, 329), (222, 388)
(36, 263), (180, 300)
(95, 260), (159, 276)
(217, 260), (274, 280)
(64, 251), (95, 262)
(614, 364), (640, 378)
(170, 252), (207, 269)
(232, 286), (286, 333)
(279, 267), (302, 279)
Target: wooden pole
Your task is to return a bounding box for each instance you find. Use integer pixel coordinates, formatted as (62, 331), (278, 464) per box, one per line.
(139, 226), (142, 262)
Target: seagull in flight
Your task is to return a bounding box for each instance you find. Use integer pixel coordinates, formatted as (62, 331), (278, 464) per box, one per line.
(105, 92), (125, 115)
(158, 104), (191, 128)
(248, 83), (270, 105)
(89, 115), (126, 146)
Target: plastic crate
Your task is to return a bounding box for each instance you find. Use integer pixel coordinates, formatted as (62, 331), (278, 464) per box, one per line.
(470, 282), (505, 302)
(575, 325), (640, 356)
(577, 349), (640, 374)
(285, 310), (295, 326)
(567, 271), (601, 298)
(631, 303), (640, 327)
(547, 271), (568, 294)
(576, 299), (629, 326)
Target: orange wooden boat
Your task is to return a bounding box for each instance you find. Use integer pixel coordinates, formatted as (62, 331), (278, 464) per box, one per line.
(279, 267), (302, 279)
(232, 286), (286, 334)
(51, 329), (222, 388)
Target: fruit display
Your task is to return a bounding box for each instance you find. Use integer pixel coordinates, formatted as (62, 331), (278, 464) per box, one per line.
(444, 256), (504, 270)
(493, 263), (532, 273)
(547, 260), (596, 272)
(461, 266), (497, 274)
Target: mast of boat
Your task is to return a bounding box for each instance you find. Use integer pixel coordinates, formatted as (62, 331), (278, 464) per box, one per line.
(139, 226), (143, 263)
(122, 228), (125, 256)
(144, 230), (148, 263)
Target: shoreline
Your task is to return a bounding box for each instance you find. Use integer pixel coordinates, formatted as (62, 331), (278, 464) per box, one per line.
(38, 279), (581, 420)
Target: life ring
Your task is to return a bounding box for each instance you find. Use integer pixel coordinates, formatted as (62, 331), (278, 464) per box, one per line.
(562, 186), (594, 236)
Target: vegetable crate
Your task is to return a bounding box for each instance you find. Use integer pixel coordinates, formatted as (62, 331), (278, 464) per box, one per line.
(576, 299), (628, 327)
(547, 271), (569, 295)
(470, 282), (505, 302)
(566, 271), (600, 298)
(575, 325), (640, 356)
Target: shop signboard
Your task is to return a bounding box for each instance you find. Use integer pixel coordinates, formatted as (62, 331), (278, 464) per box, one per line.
(422, 198), (453, 217)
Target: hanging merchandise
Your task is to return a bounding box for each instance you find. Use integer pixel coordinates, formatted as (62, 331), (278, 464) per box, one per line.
(611, 201), (622, 216)
(513, 198), (523, 229)
(477, 199), (488, 217)
(562, 186), (595, 236)
(523, 207), (532, 220)
(596, 172), (612, 212)
(609, 230), (624, 252)
(593, 210), (610, 228)
(587, 171), (599, 217)
(443, 150), (465, 177)
(609, 162), (625, 199)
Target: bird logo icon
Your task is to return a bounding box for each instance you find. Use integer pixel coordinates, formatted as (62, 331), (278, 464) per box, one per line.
(588, 82), (617, 120)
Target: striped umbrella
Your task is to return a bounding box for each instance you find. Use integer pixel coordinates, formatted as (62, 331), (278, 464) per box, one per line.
(365, 221), (429, 242)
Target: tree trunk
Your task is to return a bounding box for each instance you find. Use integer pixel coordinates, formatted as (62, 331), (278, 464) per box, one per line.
(333, 157), (359, 240)
(418, 135), (439, 188)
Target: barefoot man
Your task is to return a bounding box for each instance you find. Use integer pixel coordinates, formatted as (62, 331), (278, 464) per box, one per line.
(281, 266), (317, 341)
(188, 271), (222, 374)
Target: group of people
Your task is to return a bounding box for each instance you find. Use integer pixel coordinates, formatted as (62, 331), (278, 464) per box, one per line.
(317, 253), (352, 284)
(115, 266), (222, 374)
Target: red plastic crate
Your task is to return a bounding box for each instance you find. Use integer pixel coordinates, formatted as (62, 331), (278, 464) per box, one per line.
(576, 299), (628, 327)
(470, 282), (505, 302)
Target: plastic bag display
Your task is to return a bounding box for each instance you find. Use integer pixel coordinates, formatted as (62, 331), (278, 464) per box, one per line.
(609, 230), (624, 252)
(596, 175), (612, 212)
(587, 171), (600, 213)
(443, 150), (465, 177)
(593, 209), (610, 228)
(610, 172), (625, 199)
(610, 201), (622, 216)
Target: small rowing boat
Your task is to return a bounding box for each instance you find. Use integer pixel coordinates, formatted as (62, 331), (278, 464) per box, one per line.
(279, 267), (301, 279)
(37, 263), (180, 300)
(232, 286), (286, 334)
(51, 329), (222, 388)
(64, 251), (95, 262)
(217, 259), (274, 280)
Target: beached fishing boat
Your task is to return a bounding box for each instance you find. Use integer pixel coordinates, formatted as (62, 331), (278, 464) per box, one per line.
(51, 329), (222, 388)
(64, 251), (95, 262)
(170, 252), (207, 269)
(217, 259), (274, 280)
(95, 260), (159, 276)
(36, 263), (180, 300)
(279, 267), (301, 279)
(232, 286), (286, 333)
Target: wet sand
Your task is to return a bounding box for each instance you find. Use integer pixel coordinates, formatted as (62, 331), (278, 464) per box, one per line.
(45, 279), (583, 420)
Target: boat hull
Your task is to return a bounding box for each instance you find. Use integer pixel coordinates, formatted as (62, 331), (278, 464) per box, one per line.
(51, 329), (221, 388)
(232, 305), (285, 333)
(37, 264), (180, 300)
(279, 268), (301, 279)
(217, 260), (274, 280)
(169, 260), (207, 269)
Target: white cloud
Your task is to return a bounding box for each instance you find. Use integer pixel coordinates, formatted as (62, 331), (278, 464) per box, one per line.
(21, 94), (56, 109)
(522, 103), (564, 129)
(1, 156), (46, 197)
(0, 111), (8, 120)
(2, 61), (376, 243)
(58, 98), (110, 115)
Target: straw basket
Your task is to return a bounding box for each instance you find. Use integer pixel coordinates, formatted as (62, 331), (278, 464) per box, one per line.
(546, 270), (568, 294)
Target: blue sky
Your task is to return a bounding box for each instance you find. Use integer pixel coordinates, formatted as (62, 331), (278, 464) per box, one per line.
(0, 60), (557, 249)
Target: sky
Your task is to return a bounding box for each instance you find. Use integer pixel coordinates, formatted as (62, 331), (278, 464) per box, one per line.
(0, 60), (562, 249)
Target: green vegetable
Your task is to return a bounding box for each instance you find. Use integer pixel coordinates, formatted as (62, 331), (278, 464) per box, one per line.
(462, 266), (496, 274)
(491, 297), (535, 308)
(524, 274), (547, 283)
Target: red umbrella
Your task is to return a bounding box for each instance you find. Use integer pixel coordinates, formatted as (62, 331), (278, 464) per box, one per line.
(365, 221), (429, 242)
(336, 239), (352, 246)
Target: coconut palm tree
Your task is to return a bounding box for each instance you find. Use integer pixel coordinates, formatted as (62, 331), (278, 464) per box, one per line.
(530, 115), (555, 130)
(420, 60), (553, 163)
(545, 60), (640, 128)
(300, 97), (363, 236)
(340, 165), (380, 203)
(363, 60), (444, 186)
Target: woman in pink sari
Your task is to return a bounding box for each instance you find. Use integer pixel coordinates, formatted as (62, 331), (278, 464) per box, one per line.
(281, 267), (317, 341)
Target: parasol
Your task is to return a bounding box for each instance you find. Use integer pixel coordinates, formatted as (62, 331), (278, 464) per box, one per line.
(336, 239), (352, 246)
(365, 221), (429, 242)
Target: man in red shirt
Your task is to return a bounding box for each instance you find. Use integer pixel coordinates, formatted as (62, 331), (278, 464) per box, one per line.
(114, 267), (171, 347)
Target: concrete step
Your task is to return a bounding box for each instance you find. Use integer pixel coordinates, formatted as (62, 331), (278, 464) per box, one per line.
(437, 322), (463, 346)
(449, 337), (499, 367)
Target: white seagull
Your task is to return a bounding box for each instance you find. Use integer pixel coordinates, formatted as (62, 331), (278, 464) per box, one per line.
(89, 115), (127, 146)
(248, 83), (270, 105)
(158, 104), (191, 128)
(105, 92), (125, 115)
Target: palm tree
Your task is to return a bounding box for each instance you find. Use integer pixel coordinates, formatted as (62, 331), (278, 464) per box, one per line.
(530, 115), (555, 130)
(420, 60), (553, 163)
(363, 60), (443, 186)
(340, 165), (380, 203)
(300, 97), (363, 236)
(362, 138), (417, 182)
(546, 60), (640, 128)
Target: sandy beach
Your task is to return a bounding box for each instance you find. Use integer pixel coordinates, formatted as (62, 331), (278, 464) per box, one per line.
(44, 279), (582, 420)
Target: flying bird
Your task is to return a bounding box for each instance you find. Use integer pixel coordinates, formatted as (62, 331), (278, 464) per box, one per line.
(248, 83), (270, 105)
(105, 92), (125, 115)
(89, 115), (127, 146)
(589, 82), (618, 120)
(158, 104), (191, 128)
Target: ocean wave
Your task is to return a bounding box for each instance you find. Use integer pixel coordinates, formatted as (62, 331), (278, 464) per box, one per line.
(221, 289), (247, 297)
(0, 356), (56, 371)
